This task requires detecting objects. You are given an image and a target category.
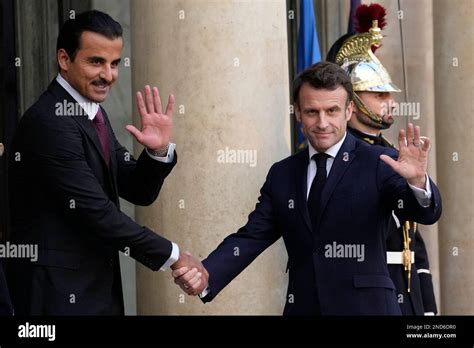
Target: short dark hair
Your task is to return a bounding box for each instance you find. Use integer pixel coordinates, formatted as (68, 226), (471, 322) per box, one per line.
(293, 61), (353, 106)
(56, 10), (123, 63)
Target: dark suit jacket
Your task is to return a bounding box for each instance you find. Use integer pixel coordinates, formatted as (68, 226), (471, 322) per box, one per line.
(8, 80), (176, 315)
(202, 133), (442, 315)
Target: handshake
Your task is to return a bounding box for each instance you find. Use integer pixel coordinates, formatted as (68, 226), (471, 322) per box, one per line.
(170, 252), (209, 296)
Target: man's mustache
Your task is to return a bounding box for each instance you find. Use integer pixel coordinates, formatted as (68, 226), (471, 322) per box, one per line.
(92, 79), (110, 86)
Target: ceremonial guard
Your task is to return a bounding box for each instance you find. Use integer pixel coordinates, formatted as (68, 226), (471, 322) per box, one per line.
(326, 4), (437, 315)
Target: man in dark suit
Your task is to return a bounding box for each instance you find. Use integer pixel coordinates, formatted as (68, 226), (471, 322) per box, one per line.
(8, 10), (204, 315)
(173, 61), (441, 315)
(326, 14), (438, 315)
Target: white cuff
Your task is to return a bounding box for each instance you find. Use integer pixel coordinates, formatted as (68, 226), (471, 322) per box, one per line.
(199, 286), (210, 298)
(146, 143), (176, 163)
(159, 242), (180, 271)
(408, 174), (432, 207)
(424, 312), (435, 316)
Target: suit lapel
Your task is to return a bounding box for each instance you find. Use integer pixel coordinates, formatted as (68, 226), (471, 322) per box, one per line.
(314, 133), (357, 234)
(48, 80), (117, 198)
(48, 80), (111, 169)
(294, 148), (312, 235)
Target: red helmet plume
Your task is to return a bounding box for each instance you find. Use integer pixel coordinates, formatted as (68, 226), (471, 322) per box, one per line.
(355, 3), (387, 33)
(354, 3), (387, 52)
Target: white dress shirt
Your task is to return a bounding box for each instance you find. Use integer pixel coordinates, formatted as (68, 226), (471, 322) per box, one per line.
(56, 74), (179, 270)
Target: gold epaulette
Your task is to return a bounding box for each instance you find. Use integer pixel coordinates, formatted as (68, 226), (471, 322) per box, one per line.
(363, 137), (374, 145)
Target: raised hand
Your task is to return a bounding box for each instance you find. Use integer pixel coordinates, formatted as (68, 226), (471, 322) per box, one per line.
(171, 252), (209, 296)
(380, 123), (430, 189)
(126, 85), (174, 152)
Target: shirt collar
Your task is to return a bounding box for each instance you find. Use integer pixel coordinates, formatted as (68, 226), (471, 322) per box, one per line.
(56, 73), (99, 120)
(308, 132), (347, 163)
(357, 129), (378, 137)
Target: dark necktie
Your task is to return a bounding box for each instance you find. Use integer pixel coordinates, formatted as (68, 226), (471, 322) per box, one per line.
(92, 108), (111, 166)
(308, 153), (329, 230)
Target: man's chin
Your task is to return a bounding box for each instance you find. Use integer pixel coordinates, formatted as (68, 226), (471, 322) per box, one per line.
(380, 116), (394, 129)
(309, 139), (330, 153)
(88, 94), (108, 103)
(383, 116), (394, 125)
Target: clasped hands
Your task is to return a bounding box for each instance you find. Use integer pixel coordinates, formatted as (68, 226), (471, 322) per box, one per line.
(171, 252), (209, 296)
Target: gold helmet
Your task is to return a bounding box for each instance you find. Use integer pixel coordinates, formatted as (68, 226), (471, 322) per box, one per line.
(326, 4), (400, 127)
(336, 21), (400, 93)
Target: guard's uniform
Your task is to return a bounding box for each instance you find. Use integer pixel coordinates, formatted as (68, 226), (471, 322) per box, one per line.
(325, 4), (438, 315)
(348, 127), (437, 315)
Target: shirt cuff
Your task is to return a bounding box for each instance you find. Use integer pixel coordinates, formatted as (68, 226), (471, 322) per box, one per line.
(159, 242), (180, 271)
(407, 174), (432, 207)
(424, 312), (435, 316)
(146, 143), (176, 163)
(199, 286), (210, 298)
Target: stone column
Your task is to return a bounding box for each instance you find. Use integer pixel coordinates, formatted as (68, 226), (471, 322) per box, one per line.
(370, 0), (441, 309)
(433, 0), (474, 315)
(14, 0), (59, 115)
(131, 0), (291, 314)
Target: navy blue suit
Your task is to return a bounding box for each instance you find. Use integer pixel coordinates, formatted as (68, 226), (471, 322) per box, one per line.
(202, 133), (442, 315)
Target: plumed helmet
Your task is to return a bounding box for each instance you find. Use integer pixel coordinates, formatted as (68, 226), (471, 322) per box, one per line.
(327, 3), (400, 92)
(326, 4), (400, 126)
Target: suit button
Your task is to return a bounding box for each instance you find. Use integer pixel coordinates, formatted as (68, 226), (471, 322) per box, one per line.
(109, 258), (113, 267)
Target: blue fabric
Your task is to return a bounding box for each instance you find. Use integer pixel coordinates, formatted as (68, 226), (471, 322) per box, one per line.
(348, 0), (361, 34)
(297, 0), (321, 73)
(296, 0), (321, 150)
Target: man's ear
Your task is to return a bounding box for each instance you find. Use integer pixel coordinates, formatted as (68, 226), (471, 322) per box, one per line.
(57, 49), (70, 72)
(346, 100), (354, 122)
(295, 103), (301, 122)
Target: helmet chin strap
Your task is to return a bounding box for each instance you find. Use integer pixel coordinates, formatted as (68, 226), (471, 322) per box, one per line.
(353, 93), (391, 130)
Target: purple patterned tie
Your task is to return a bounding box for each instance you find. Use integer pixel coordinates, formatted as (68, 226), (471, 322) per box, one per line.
(93, 108), (111, 166)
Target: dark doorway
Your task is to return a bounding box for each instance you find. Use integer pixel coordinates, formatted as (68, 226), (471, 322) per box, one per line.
(0, 0), (92, 243)
(0, 0), (19, 243)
